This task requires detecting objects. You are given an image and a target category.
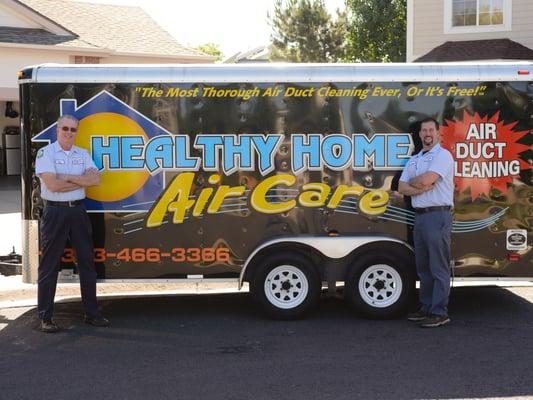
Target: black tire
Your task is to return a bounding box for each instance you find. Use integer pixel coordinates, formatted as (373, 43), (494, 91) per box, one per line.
(250, 252), (321, 320)
(345, 249), (415, 318)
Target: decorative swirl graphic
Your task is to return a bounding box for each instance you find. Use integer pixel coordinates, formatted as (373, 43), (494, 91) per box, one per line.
(120, 190), (508, 235)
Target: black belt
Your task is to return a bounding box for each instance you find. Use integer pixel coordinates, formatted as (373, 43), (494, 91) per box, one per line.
(414, 206), (452, 214)
(45, 200), (84, 207)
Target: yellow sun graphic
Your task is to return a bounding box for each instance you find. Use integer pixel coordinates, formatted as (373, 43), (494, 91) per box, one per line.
(75, 112), (150, 202)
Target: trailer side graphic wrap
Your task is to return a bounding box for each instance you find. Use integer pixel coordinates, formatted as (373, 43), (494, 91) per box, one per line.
(32, 91), (168, 211)
(24, 80), (532, 278)
(31, 90), (413, 222)
(440, 111), (529, 199)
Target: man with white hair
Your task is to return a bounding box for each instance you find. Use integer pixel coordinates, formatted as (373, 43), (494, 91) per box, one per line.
(35, 114), (109, 333)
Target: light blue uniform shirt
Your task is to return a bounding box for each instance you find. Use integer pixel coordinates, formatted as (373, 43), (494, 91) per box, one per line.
(399, 143), (454, 208)
(35, 141), (97, 201)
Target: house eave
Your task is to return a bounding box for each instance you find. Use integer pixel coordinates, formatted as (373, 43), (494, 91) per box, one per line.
(8, 0), (74, 36)
(112, 51), (216, 62)
(0, 41), (110, 55)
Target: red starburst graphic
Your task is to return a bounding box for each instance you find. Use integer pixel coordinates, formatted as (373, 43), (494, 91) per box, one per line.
(440, 111), (530, 199)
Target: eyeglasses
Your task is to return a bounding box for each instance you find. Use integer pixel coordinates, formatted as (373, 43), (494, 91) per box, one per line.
(60, 126), (78, 132)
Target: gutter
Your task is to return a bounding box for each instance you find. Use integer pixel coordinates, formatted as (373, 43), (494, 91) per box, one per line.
(0, 42), (216, 62)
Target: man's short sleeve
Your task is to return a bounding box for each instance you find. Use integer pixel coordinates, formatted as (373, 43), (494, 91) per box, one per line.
(35, 147), (55, 175)
(428, 148), (454, 179)
(83, 149), (97, 171)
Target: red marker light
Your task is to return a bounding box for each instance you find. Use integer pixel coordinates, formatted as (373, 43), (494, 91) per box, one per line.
(508, 253), (520, 261)
(517, 70), (530, 75)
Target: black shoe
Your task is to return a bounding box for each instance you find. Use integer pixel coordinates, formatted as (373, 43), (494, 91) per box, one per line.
(40, 319), (60, 333)
(419, 314), (450, 328)
(84, 315), (110, 327)
(407, 309), (428, 322)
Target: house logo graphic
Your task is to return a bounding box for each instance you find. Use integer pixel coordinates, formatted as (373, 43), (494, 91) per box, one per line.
(32, 90), (171, 212)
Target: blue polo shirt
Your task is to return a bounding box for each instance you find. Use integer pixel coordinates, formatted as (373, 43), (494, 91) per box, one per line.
(35, 141), (97, 201)
(399, 143), (454, 208)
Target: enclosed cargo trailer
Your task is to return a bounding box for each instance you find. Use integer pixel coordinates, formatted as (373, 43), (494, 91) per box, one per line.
(18, 63), (532, 318)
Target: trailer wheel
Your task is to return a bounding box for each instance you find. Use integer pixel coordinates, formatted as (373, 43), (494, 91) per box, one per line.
(250, 252), (320, 319)
(345, 250), (414, 318)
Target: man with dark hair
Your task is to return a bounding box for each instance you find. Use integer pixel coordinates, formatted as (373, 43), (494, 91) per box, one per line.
(398, 117), (454, 328)
(35, 115), (109, 333)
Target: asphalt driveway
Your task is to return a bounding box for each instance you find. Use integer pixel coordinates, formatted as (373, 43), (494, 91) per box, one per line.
(0, 286), (532, 400)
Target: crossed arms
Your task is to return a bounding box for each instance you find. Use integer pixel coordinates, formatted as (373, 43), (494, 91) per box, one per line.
(40, 168), (100, 193)
(398, 171), (440, 196)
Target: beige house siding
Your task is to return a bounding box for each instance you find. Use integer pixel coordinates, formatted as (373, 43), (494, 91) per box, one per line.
(0, 2), (39, 29)
(0, 47), (70, 98)
(409, 0), (533, 61)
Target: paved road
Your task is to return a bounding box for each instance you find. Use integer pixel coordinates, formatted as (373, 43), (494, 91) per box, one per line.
(1, 286), (532, 400)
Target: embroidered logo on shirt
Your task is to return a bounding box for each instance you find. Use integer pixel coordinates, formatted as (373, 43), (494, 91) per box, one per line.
(37, 149), (44, 158)
(72, 158), (84, 165)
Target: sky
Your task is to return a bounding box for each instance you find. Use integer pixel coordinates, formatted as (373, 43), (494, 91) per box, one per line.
(80, 0), (346, 58)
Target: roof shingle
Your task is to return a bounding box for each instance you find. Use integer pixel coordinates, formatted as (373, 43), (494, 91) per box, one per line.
(0, 26), (99, 48)
(5, 0), (208, 58)
(415, 39), (533, 62)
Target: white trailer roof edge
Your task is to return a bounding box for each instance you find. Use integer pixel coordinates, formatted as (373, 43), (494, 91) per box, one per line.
(19, 62), (533, 84)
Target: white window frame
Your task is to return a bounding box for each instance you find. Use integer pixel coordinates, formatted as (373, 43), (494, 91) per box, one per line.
(444, 0), (512, 34)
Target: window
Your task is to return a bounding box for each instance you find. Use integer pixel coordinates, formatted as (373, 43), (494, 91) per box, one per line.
(73, 56), (101, 64)
(444, 0), (511, 33)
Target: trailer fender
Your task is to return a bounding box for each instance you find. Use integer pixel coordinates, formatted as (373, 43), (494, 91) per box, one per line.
(239, 236), (412, 289)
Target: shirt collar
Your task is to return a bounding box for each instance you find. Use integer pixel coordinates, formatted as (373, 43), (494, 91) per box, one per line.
(53, 141), (79, 154)
(417, 143), (441, 157)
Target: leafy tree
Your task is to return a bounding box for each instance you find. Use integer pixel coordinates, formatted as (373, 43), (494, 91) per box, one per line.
(269, 0), (347, 63)
(195, 43), (223, 62)
(345, 0), (406, 62)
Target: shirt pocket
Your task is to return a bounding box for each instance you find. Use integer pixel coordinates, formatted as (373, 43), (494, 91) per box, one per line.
(70, 157), (85, 174)
(407, 160), (417, 176)
(417, 157), (433, 174)
(54, 159), (67, 174)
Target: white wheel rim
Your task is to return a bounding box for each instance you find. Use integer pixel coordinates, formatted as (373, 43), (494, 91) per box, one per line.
(264, 265), (309, 310)
(358, 264), (403, 308)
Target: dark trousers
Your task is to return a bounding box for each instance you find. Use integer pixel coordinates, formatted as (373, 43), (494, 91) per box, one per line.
(413, 210), (452, 316)
(38, 203), (99, 320)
